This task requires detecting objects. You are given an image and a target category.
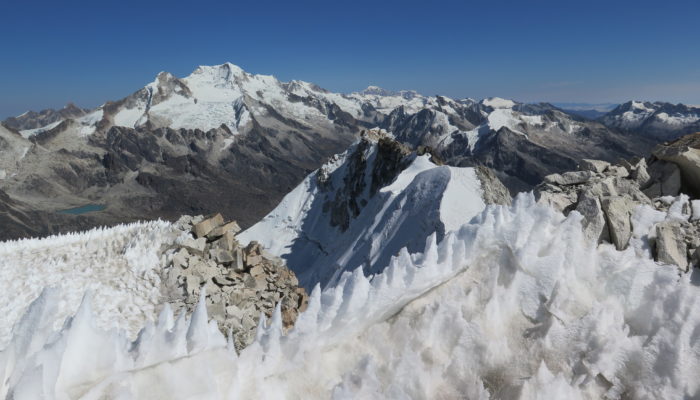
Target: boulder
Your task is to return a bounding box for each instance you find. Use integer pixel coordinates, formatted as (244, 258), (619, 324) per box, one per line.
(231, 248), (245, 272)
(579, 159), (610, 173)
(192, 213), (225, 238)
(653, 133), (700, 197)
(246, 254), (263, 267)
(692, 200), (700, 221)
(631, 158), (651, 186)
(661, 166), (682, 197)
(245, 241), (262, 255)
(535, 190), (577, 212)
(544, 170), (595, 186)
(206, 220), (241, 240)
(606, 165), (629, 178)
(643, 160), (681, 198)
(171, 248), (190, 269)
(585, 177), (619, 198)
(601, 196), (634, 250)
(655, 221), (688, 272)
(250, 264), (265, 277)
(210, 248), (235, 264)
(182, 237), (206, 255)
(575, 192), (608, 244)
(212, 231), (237, 252)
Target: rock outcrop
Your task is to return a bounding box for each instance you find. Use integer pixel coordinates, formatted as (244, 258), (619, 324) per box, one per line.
(535, 133), (700, 271)
(161, 213), (308, 351)
(653, 132), (700, 197)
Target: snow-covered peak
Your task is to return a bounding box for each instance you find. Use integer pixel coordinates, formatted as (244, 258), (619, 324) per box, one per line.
(601, 100), (700, 139)
(359, 85), (396, 96)
(481, 97), (517, 109)
(188, 62), (248, 84)
(238, 134), (505, 288)
(630, 100), (654, 112)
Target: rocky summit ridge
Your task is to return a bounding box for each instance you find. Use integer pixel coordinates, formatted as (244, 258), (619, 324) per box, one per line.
(535, 132), (700, 272)
(161, 212), (308, 351)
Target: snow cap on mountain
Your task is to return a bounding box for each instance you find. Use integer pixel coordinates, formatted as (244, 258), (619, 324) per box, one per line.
(481, 96), (517, 109)
(360, 85), (396, 96)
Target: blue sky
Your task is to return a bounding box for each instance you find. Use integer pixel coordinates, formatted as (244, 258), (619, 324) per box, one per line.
(1, 0), (699, 117)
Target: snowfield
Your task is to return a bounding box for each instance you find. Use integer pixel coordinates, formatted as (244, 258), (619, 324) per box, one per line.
(2, 194), (700, 399)
(0, 221), (178, 347)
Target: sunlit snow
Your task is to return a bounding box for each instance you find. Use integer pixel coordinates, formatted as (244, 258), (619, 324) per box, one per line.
(2, 195), (700, 398)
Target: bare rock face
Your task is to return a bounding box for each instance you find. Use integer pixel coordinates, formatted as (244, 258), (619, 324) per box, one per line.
(162, 215), (308, 351)
(579, 159), (610, 174)
(474, 165), (512, 206)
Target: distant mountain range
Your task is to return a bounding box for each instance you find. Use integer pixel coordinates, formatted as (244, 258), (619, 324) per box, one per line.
(553, 102), (618, 119)
(2, 62), (699, 239)
(601, 101), (700, 140)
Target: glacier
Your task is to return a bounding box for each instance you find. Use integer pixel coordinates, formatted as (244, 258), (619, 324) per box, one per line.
(2, 194), (700, 399)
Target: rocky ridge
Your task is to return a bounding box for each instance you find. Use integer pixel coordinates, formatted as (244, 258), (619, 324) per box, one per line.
(3, 63), (700, 241)
(3, 103), (88, 131)
(160, 213), (308, 351)
(240, 130), (513, 289)
(535, 132), (700, 271)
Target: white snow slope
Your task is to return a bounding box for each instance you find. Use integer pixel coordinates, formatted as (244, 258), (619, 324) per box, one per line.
(2, 194), (700, 399)
(238, 140), (486, 289)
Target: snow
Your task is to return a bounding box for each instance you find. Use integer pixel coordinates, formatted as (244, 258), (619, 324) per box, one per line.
(655, 111), (700, 125)
(3, 194), (700, 398)
(348, 88), (431, 114)
(463, 108), (535, 151)
(239, 142), (487, 289)
(121, 62), (366, 131)
(19, 119), (63, 138)
(76, 109), (103, 136)
(481, 97), (516, 109)
(487, 108), (525, 135)
(439, 167), (486, 232)
(0, 220), (178, 347)
(521, 114), (544, 126)
(631, 100), (654, 112)
(113, 107), (145, 128)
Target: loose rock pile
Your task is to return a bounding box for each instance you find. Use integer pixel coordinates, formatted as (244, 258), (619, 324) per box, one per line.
(535, 132), (700, 272)
(161, 213), (308, 351)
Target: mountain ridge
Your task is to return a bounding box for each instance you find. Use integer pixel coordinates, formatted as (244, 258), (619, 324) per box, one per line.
(2, 62), (699, 240)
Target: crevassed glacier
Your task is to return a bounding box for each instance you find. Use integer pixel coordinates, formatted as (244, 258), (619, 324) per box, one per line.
(2, 194), (700, 399)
